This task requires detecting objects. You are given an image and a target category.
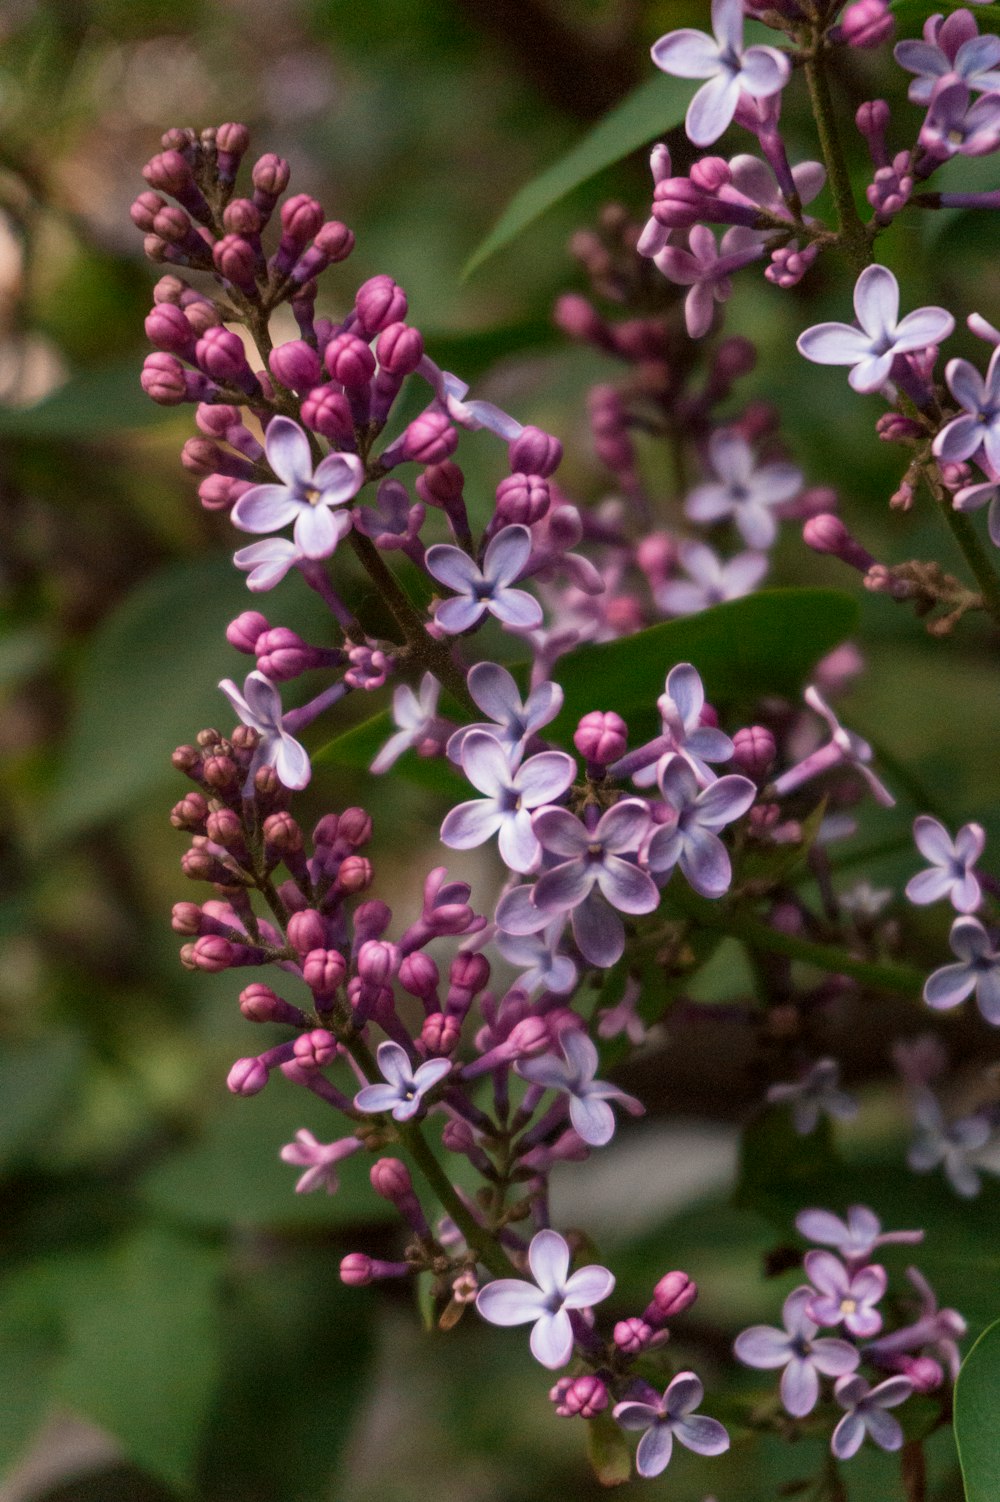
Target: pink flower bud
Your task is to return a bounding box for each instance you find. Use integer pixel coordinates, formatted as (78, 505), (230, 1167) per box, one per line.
(337, 855), (373, 893)
(421, 1012), (461, 1055)
(449, 951), (490, 995)
(192, 935), (236, 972)
(732, 725), (776, 781)
(370, 1157), (414, 1202)
(196, 326), (252, 384)
(212, 234), (258, 291)
(354, 274), (408, 335)
(550, 1374), (609, 1418)
(263, 811), (303, 853)
(199, 476), (246, 512)
(205, 808), (244, 847)
(553, 292), (607, 343)
(171, 902), (202, 934)
(287, 908), (327, 954)
(338, 807), (373, 846)
(509, 425), (562, 477)
(691, 156), (731, 192)
(415, 460), (464, 508)
(505, 1016), (551, 1058)
(652, 1270), (698, 1318)
(841, 0), (893, 48)
(400, 951), (440, 997)
(302, 948), (348, 998)
(402, 410), (458, 464)
(376, 321), (424, 374)
(227, 1057), (268, 1095)
(269, 339), (322, 392)
(301, 383), (354, 443)
(574, 710), (628, 766)
(226, 610), (269, 654)
(170, 792), (208, 830)
(280, 192), (324, 244)
(357, 939), (401, 985)
(314, 221), (355, 262)
(144, 302), (196, 355)
(897, 1355), (944, 1393)
(614, 1317), (654, 1354)
(251, 153), (290, 197)
(239, 983), (301, 1024)
(340, 1252), (374, 1286)
(495, 472), (550, 525)
(293, 1029), (338, 1069)
(324, 331), (376, 388)
(143, 149), (193, 195)
(131, 191), (165, 232)
(803, 513), (875, 573)
(141, 351), (187, 405)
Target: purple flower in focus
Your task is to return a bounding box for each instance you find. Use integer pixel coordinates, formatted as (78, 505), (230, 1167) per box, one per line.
(907, 1086), (991, 1197)
(650, 0), (790, 148)
(830, 1374), (913, 1460)
(804, 1251), (887, 1338)
(613, 1371), (730, 1478)
(447, 662), (563, 766)
(919, 79), (1000, 158)
(766, 1059), (859, 1136)
(934, 347), (1000, 472)
(906, 815), (985, 913)
(530, 800), (660, 967)
(633, 661), (734, 787)
(231, 416), (364, 559)
(233, 537), (303, 591)
(370, 672), (441, 773)
(656, 540), (769, 615)
(645, 754), (756, 898)
(516, 1029), (644, 1147)
(353, 1040), (451, 1122)
(895, 23), (1000, 105)
(426, 525), (543, 633)
(795, 1205), (924, 1266)
(734, 1286), (860, 1417)
(440, 731), (575, 874)
(924, 915), (1000, 1022)
(685, 429), (803, 549)
(279, 1130), (363, 1194)
(475, 1228), (615, 1369)
(952, 474), (1000, 548)
(218, 670), (311, 790)
(654, 225), (749, 339)
(797, 265), (954, 393)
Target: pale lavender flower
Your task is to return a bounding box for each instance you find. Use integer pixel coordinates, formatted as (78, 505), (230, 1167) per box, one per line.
(426, 525), (543, 633)
(795, 1206), (924, 1266)
(644, 661), (735, 785)
(685, 429), (802, 549)
(952, 474), (1000, 547)
(613, 1371), (730, 1478)
(447, 661), (563, 766)
(907, 1086), (991, 1197)
(218, 670), (311, 790)
(895, 24), (1000, 105)
(440, 731), (575, 874)
(905, 815), (985, 912)
(475, 1228), (615, 1368)
(924, 915), (1000, 1022)
(530, 800), (660, 968)
(516, 1029), (644, 1147)
(797, 265), (954, 393)
(727, 152), (827, 225)
(656, 540), (768, 615)
(231, 416), (364, 558)
(370, 672), (441, 773)
(636, 143), (674, 257)
(353, 1040), (451, 1122)
(495, 919), (577, 995)
(233, 537), (303, 591)
(933, 346), (1000, 471)
(645, 754), (756, 898)
(734, 1286), (860, 1417)
(654, 225), (751, 338)
(831, 1374), (913, 1460)
(771, 685), (895, 807)
(650, 0), (790, 147)
(424, 364), (524, 440)
(804, 1251), (887, 1338)
(279, 1130), (363, 1194)
(919, 79), (1000, 158)
(766, 1059), (859, 1136)
(597, 976), (647, 1044)
(866, 1265), (967, 1383)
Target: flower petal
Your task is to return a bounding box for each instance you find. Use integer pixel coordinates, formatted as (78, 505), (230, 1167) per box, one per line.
(476, 1278), (547, 1326)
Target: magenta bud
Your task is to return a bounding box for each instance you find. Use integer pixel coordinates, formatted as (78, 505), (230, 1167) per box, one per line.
(370, 1157), (414, 1203)
(312, 814), (340, 845)
(171, 901), (202, 934)
(353, 900), (392, 942)
(339, 807), (374, 846)
(841, 0), (893, 47)
(131, 190), (165, 232)
(263, 811), (303, 853)
(302, 947), (348, 998)
(509, 425), (562, 477)
(421, 1012), (461, 1055)
(193, 935), (236, 971)
(314, 221), (355, 262)
(301, 383), (354, 443)
(239, 983), (296, 1024)
(216, 122), (250, 179)
(614, 1318), (655, 1354)
(898, 1355), (944, 1393)
(226, 610), (269, 654)
(280, 192), (324, 244)
(652, 1270), (698, 1318)
(141, 351), (187, 405)
(144, 302), (196, 355)
(691, 155), (731, 192)
(399, 951), (440, 997)
(732, 725), (776, 781)
(495, 472), (550, 525)
(803, 513), (875, 573)
(337, 855), (373, 893)
(357, 939), (401, 985)
(375, 321), (424, 375)
(170, 792), (208, 830)
(293, 1028), (338, 1069)
(143, 149), (193, 195)
(449, 951), (490, 995)
(223, 198), (262, 236)
(857, 98), (891, 137)
(227, 1056), (268, 1095)
(574, 710), (627, 767)
(205, 808), (244, 847)
(402, 410), (457, 465)
(287, 908), (327, 954)
(340, 1252), (373, 1286)
(196, 326), (251, 383)
(200, 476), (246, 512)
(354, 274), (407, 336)
(506, 1016), (551, 1058)
(182, 437), (225, 475)
(251, 152), (290, 197)
(415, 459), (464, 509)
(324, 331), (376, 388)
(269, 339), (322, 392)
(550, 1374), (609, 1418)
(212, 234), (258, 290)
(553, 292), (606, 344)
(255, 625), (316, 681)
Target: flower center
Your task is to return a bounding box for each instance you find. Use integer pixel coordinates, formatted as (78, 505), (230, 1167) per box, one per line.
(304, 484), (322, 506)
(841, 1297), (858, 1315)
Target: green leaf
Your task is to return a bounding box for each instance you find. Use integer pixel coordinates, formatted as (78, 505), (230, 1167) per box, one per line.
(319, 588), (858, 785)
(54, 1226), (223, 1491)
(955, 1315), (1000, 1501)
(0, 1031), (85, 1175)
(586, 1409), (633, 1487)
(42, 554), (258, 842)
(733, 1109), (839, 1230)
(892, 0), (1000, 26)
(0, 361), (174, 439)
(0, 1263), (64, 1473)
(463, 73), (689, 277)
(140, 1080), (393, 1230)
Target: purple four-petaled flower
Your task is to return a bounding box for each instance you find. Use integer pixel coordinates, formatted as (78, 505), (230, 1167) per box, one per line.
(231, 416), (364, 559)
(795, 1205), (924, 1266)
(650, 0), (790, 148)
(613, 1370), (730, 1478)
(804, 1250), (886, 1338)
(645, 754), (756, 898)
(516, 1028), (644, 1147)
(797, 265), (954, 394)
(447, 661), (563, 766)
(685, 429), (802, 550)
(441, 731), (576, 874)
(218, 670), (311, 790)
(353, 1040), (451, 1122)
(906, 815), (985, 913)
(370, 672), (441, 774)
(656, 539), (769, 616)
(475, 1228), (615, 1369)
(924, 915), (1000, 1023)
(734, 1286), (859, 1417)
(426, 525), (543, 633)
(934, 345), (1000, 473)
(830, 1374), (913, 1460)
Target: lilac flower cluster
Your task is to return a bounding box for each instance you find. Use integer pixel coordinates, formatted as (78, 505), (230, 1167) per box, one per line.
(735, 1205), (964, 1460)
